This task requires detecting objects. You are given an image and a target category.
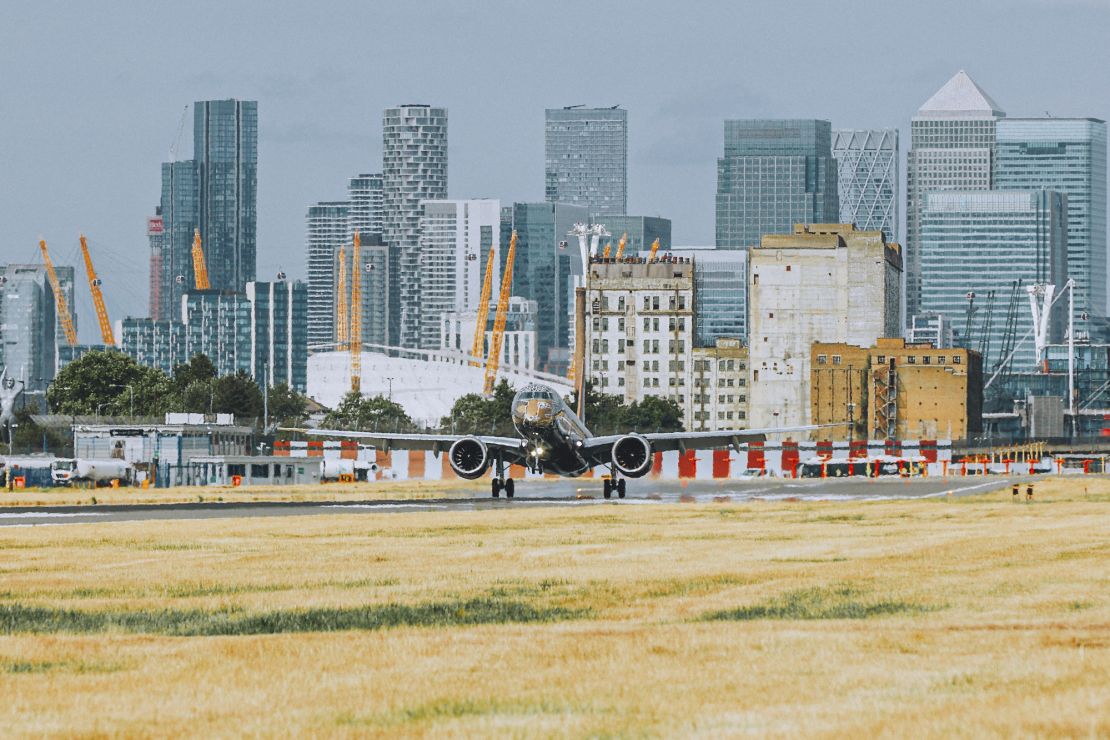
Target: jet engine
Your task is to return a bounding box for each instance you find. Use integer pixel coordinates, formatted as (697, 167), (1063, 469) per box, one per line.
(448, 437), (490, 479)
(611, 434), (653, 478)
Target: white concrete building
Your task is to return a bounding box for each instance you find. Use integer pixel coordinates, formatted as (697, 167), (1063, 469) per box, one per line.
(441, 296), (538, 372)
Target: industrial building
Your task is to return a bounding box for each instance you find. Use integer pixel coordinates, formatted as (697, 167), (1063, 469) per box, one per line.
(810, 339), (983, 441)
(748, 224), (902, 433)
(545, 106), (628, 217)
(187, 455), (322, 487)
(690, 339), (748, 431)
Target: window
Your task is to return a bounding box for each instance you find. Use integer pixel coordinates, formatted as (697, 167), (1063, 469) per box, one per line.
(753, 274), (759, 284)
(877, 355), (886, 365)
(785, 265), (792, 272)
(768, 312), (774, 319)
(618, 296), (626, 311)
(643, 317), (650, 331)
(652, 296), (660, 310)
(251, 464), (270, 478)
(953, 355), (962, 365)
(602, 318), (609, 331)
(228, 463), (246, 478)
(653, 318), (660, 331)
(908, 355), (917, 364)
(832, 355), (842, 365)
(643, 296), (650, 311)
(923, 355), (931, 365)
(938, 356), (946, 365)
(618, 318), (625, 332)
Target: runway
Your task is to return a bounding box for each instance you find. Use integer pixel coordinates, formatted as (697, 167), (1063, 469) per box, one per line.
(0, 476), (1014, 528)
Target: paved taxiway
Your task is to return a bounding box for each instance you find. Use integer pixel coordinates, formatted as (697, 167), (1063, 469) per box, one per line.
(0, 476), (1014, 527)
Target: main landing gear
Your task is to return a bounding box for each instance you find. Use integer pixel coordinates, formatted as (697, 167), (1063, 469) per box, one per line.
(491, 477), (514, 498)
(602, 477), (626, 499)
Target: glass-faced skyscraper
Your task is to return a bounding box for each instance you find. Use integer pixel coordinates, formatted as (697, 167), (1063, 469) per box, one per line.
(832, 129), (899, 241)
(194, 99), (258, 293)
(995, 118), (1108, 334)
(305, 202), (350, 348)
(907, 71), (1004, 323)
(158, 160), (199, 322)
(382, 105), (448, 348)
(715, 119), (840, 249)
(348, 173), (384, 239)
(545, 107), (627, 217)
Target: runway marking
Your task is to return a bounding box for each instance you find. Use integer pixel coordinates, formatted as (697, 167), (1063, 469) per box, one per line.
(943, 480), (1009, 497)
(0, 512), (110, 519)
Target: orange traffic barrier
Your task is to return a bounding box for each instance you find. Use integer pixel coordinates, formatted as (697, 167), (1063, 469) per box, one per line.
(13, 477), (25, 489)
(231, 475), (242, 487)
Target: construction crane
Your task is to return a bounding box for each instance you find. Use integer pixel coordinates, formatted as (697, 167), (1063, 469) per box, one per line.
(483, 230), (517, 396)
(350, 230), (362, 393)
(614, 232), (628, 260)
(991, 280), (1023, 405)
(79, 235), (115, 346)
(191, 229), (210, 290)
(38, 239), (78, 345)
(977, 290), (996, 363)
(470, 243), (497, 367)
(336, 244), (348, 350)
(647, 238), (661, 262)
(602, 241), (612, 259)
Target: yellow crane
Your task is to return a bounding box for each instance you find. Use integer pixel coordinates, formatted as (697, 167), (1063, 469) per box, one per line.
(336, 243), (348, 350)
(483, 230), (517, 396)
(350, 230), (362, 393)
(614, 232), (628, 260)
(38, 239), (78, 345)
(470, 243), (497, 367)
(191, 228), (210, 290)
(79, 235), (115, 346)
(647, 237), (661, 262)
(602, 241), (612, 259)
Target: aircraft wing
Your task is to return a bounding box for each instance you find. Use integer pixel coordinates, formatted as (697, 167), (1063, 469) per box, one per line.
(582, 425), (824, 459)
(280, 428), (526, 460)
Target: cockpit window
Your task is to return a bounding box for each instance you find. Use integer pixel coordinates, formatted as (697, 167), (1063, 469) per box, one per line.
(519, 387), (553, 400)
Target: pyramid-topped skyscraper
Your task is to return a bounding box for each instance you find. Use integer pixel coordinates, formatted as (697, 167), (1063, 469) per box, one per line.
(906, 71), (1005, 323)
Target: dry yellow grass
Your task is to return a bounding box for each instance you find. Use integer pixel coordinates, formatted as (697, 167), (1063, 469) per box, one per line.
(0, 478), (1108, 736)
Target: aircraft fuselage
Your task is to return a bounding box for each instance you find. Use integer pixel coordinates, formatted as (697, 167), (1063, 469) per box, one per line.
(511, 384), (592, 477)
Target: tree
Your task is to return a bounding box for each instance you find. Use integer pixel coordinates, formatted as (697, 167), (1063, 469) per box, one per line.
(47, 350), (172, 417)
(211, 371), (264, 419)
(322, 392), (415, 432)
(173, 354), (217, 390)
(266, 383), (309, 427)
(440, 379), (515, 435)
(624, 395), (684, 433)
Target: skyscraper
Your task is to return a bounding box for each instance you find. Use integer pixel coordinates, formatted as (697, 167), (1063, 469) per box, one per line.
(305, 202), (349, 348)
(716, 119), (840, 249)
(194, 99), (258, 294)
(348, 173), (384, 239)
(157, 159), (199, 321)
(0, 264), (77, 393)
(417, 199), (500, 350)
(995, 118), (1108, 333)
(147, 210), (165, 321)
(919, 190), (1067, 372)
(594, 215), (671, 254)
(907, 71), (1004, 322)
(246, 280), (309, 392)
(382, 105), (448, 348)
(832, 129), (899, 241)
(545, 106), (628, 217)
(672, 247), (749, 346)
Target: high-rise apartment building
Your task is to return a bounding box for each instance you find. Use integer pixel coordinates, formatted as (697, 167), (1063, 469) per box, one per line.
(544, 106), (628, 217)
(417, 199), (501, 350)
(716, 119), (840, 249)
(832, 129), (899, 241)
(157, 160), (199, 321)
(0, 264), (77, 392)
(356, 235), (390, 350)
(996, 118), (1108, 331)
(194, 99), (258, 293)
(919, 190), (1068, 373)
(382, 105), (448, 348)
(594, 215), (671, 254)
(672, 247), (748, 346)
(500, 202), (589, 370)
(348, 173), (384, 239)
(907, 71), (1004, 322)
(118, 318), (186, 373)
(305, 202), (349, 348)
(246, 281), (309, 391)
(182, 291), (252, 378)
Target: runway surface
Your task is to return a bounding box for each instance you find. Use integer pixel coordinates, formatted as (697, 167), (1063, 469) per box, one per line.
(0, 477), (1013, 528)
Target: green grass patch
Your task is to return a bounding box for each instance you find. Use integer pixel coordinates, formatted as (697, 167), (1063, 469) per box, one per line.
(0, 597), (588, 636)
(700, 585), (937, 621)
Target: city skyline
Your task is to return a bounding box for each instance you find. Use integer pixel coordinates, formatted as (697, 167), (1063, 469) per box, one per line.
(3, 1), (1110, 342)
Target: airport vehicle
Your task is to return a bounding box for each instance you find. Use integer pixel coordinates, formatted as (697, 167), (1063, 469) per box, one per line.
(321, 457), (381, 482)
(290, 382), (813, 499)
(51, 458), (134, 486)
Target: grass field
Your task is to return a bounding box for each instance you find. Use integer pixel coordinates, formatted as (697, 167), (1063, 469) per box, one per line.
(0, 478), (1108, 736)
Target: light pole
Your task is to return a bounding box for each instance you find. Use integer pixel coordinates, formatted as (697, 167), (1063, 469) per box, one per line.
(385, 377), (394, 401)
(111, 384), (134, 418)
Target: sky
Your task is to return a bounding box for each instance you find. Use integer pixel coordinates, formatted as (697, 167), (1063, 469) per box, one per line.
(2, 0), (1109, 342)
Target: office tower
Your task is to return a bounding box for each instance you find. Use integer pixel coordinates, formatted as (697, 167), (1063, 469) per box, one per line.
(181, 290), (252, 378)
(246, 281), (309, 392)
(672, 247), (748, 345)
(500, 202), (589, 370)
(920, 190), (1068, 374)
(417, 199), (501, 350)
(545, 106), (628, 217)
(715, 119), (840, 249)
(118, 318), (186, 374)
(382, 105), (448, 348)
(194, 99), (258, 294)
(357, 235), (390, 350)
(747, 225), (902, 432)
(305, 202), (349, 348)
(0, 264), (77, 392)
(906, 71), (1004, 322)
(158, 160), (199, 321)
(348, 173), (384, 239)
(594, 215), (671, 254)
(996, 118), (1108, 333)
(147, 210), (165, 320)
(832, 129), (899, 241)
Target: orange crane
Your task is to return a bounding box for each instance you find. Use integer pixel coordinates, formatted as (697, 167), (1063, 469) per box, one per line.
(191, 228), (210, 290)
(470, 243), (497, 367)
(602, 241), (612, 259)
(79, 235), (115, 346)
(483, 230), (517, 396)
(38, 239), (78, 345)
(647, 237), (661, 262)
(336, 243), (348, 350)
(350, 230), (362, 393)
(614, 232), (628, 260)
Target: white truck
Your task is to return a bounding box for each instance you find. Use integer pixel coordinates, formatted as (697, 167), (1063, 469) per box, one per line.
(51, 458), (135, 486)
(321, 458), (380, 482)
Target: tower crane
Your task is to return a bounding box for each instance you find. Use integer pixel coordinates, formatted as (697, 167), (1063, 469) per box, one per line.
(602, 241), (612, 259)
(614, 232), (628, 260)
(483, 230), (517, 396)
(336, 244), (348, 350)
(191, 229), (210, 290)
(350, 230), (363, 393)
(470, 243), (497, 367)
(647, 238), (661, 262)
(38, 239), (78, 345)
(79, 235), (115, 346)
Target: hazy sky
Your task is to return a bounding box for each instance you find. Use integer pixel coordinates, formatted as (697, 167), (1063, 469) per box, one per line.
(2, 0), (1108, 341)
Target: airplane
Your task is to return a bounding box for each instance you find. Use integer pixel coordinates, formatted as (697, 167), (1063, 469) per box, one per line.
(287, 382), (816, 499)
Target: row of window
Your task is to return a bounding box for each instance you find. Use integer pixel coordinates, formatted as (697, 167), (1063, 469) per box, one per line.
(816, 353), (964, 366)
